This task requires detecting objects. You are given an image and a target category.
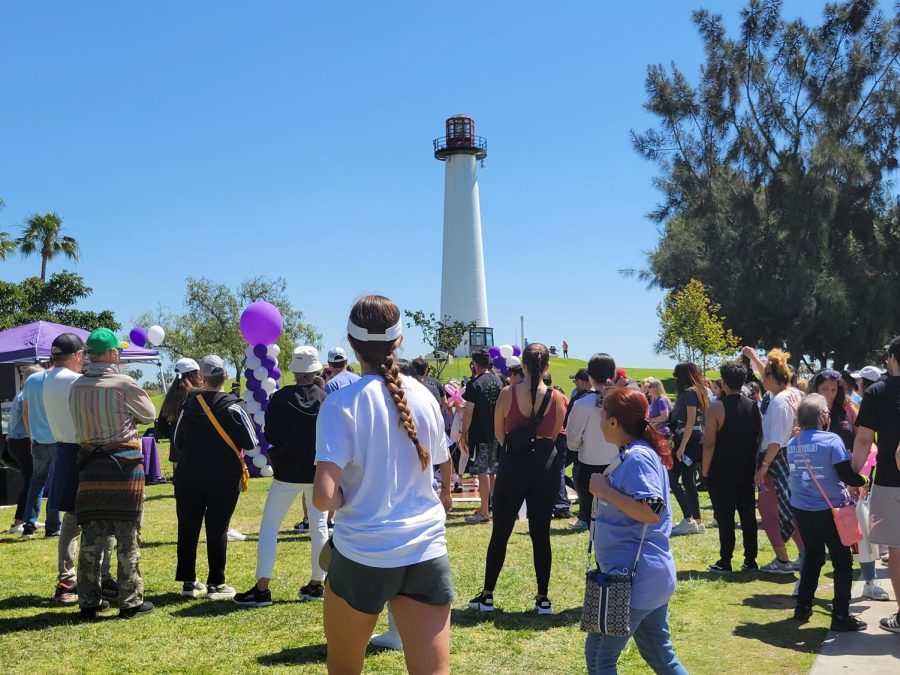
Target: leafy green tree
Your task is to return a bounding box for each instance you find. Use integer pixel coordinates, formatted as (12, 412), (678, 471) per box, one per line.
(656, 279), (741, 371)
(404, 310), (475, 379)
(631, 0), (900, 369)
(140, 276), (321, 383)
(18, 212), (80, 281)
(0, 271), (119, 331)
(0, 199), (16, 260)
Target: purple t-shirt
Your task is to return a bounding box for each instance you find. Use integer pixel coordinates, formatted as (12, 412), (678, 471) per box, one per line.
(649, 396), (672, 434)
(593, 441), (676, 610)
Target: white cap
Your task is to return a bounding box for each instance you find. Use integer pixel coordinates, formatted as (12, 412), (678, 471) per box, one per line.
(327, 347), (348, 364)
(174, 357), (200, 375)
(199, 355), (227, 378)
(289, 346), (323, 374)
(506, 356), (522, 369)
(850, 366), (884, 383)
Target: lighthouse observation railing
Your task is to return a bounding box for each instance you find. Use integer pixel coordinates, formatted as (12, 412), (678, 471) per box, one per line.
(433, 135), (488, 154)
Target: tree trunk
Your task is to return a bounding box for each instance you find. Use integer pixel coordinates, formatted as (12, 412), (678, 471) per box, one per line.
(40, 256), (47, 282)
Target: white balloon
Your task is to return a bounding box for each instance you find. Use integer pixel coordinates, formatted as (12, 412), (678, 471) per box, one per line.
(252, 454), (268, 469)
(245, 345), (257, 359)
(245, 354), (262, 370)
(259, 464), (274, 477)
(146, 325), (165, 346)
(253, 366), (268, 382)
(499, 344), (514, 359)
(261, 377), (277, 394)
(245, 446), (261, 457)
(245, 399), (261, 414)
(253, 411), (266, 427)
(267, 343), (281, 357)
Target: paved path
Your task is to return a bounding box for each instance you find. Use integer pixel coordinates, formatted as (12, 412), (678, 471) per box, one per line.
(809, 565), (900, 674)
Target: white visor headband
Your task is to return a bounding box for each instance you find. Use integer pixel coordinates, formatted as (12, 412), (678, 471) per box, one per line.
(347, 318), (403, 342)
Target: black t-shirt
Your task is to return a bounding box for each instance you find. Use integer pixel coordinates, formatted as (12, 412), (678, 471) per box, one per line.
(856, 376), (900, 487)
(421, 376), (446, 406)
(670, 387), (705, 434)
(463, 372), (503, 445)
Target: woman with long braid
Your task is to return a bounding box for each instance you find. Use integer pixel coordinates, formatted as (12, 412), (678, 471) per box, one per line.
(468, 343), (567, 615)
(313, 295), (454, 675)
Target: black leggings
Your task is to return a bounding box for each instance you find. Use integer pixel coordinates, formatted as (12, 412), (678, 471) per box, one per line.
(669, 432), (702, 521)
(483, 441), (562, 596)
(575, 459), (609, 523)
(793, 507), (853, 616)
(7, 437), (33, 522)
(174, 478), (240, 586)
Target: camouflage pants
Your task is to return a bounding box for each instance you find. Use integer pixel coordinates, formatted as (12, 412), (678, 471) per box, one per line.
(78, 519), (143, 610)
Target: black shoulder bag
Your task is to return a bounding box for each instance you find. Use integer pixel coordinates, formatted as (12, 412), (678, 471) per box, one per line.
(504, 387), (554, 454)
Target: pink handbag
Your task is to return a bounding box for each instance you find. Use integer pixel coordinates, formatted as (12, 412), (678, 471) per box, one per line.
(797, 447), (862, 546)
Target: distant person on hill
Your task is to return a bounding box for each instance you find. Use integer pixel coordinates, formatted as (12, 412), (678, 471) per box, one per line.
(562, 340), (568, 358)
(702, 360), (761, 573)
(323, 347), (359, 395)
(461, 349), (503, 525)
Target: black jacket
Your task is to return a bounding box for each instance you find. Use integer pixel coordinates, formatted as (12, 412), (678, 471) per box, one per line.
(173, 391), (258, 484)
(264, 383), (326, 484)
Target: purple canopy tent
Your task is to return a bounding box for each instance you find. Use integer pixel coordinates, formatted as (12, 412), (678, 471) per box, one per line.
(0, 321), (160, 364)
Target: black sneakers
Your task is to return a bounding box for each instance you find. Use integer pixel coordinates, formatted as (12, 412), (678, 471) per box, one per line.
(233, 585), (273, 608)
(831, 614), (867, 632)
(101, 578), (119, 599)
(468, 591), (494, 612)
(707, 561), (732, 573)
(299, 582), (324, 602)
(120, 601), (154, 619)
(793, 605), (812, 622)
(80, 599), (110, 620)
(535, 595), (553, 615)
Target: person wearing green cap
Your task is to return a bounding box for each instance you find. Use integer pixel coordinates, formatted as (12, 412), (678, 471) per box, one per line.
(68, 328), (157, 619)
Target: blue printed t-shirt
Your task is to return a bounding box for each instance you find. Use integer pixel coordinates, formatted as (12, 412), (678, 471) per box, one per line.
(324, 370), (361, 396)
(593, 441), (676, 610)
(22, 371), (55, 444)
(786, 430), (851, 511)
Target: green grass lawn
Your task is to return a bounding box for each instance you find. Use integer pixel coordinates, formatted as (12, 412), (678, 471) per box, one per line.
(0, 450), (831, 674)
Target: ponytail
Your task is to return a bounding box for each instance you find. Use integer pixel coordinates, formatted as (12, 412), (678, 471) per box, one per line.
(522, 343), (550, 408)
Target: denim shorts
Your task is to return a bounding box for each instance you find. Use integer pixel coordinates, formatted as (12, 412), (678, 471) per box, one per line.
(327, 546), (455, 615)
(469, 441), (499, 475)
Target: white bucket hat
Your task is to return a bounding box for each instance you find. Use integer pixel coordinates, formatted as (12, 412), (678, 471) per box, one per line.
(290, 346), (323, 374)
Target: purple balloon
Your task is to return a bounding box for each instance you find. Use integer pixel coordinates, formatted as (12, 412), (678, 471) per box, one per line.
(253, 388), (268, 403)
(500, 365), (510, 377)
(261, 355), (276, 370)
(245, 375), (260, 391)
(512, 345), (522, 357)
(270, 367), (282, 381)
(253, 343), (268, 359)
(492, 356), (505, 369)
(257, 433), (266, 445)
(129, 327), (147, 348)
(488, 346), (501, 359)
(240, 301), (283, 345)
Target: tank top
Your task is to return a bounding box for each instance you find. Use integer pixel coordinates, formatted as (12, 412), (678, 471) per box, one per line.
(711, 393), (760, 476)
(505, 385), (560, 438)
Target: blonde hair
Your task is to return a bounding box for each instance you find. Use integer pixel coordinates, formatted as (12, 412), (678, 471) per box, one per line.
(764, 348), (793, 385)
(648, 377), (669, 400)
(348, 295), (429, 470)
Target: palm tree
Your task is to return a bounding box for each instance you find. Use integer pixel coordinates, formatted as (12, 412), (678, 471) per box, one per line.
(0, 199), (15, 260)
(18, 212), (80, 281)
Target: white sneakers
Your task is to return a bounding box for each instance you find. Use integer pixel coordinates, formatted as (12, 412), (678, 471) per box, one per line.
(760, 558), (796, 575)
(671, 519), (705, 536)
(227, 528), (247, 541)
(207, 584), (236, 600)
(370, 630), (403, 651)
(863, 581), (890, 601)
(181, 580), (207, 598)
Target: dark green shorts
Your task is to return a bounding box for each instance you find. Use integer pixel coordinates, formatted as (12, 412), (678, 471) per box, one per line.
(327, 546), (455, 615)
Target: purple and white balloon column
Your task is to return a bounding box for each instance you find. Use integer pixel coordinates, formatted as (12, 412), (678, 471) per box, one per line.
(238, 301), (283, 478)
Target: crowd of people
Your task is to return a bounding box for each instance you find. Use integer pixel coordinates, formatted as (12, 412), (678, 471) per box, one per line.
(4, 301), (900, 674)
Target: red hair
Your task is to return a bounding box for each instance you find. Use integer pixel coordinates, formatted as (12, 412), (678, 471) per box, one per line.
(602, 388), (673, 469)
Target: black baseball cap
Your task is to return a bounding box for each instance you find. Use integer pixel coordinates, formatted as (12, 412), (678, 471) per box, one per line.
(50, 333), (86, 360)
(569, 368), (589, 382)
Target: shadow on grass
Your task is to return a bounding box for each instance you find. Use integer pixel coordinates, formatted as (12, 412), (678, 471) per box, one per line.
(144, 492), (175, 502)
(733, 616), (828, 653)
(256, 640), (399, 667)
(740, 593), (803, 611)
(449, 605), (581, 630)
(0, 609), (81, 633)
(170, 599), (251, 618)
(0, 594), (50, 611)
(675, 569), (796, 585)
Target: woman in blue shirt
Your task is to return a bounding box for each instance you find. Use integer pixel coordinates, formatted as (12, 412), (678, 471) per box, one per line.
(786, 394), (868, 632)
(586, 387), (687, 675)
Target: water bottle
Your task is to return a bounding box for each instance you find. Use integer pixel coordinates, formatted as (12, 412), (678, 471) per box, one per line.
(682, 455), (693, 467)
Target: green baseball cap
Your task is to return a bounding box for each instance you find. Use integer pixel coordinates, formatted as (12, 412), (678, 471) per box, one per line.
(86, 327), (127, 354)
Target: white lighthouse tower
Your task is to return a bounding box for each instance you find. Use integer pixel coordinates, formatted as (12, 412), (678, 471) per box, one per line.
(434, 115), (493, 356)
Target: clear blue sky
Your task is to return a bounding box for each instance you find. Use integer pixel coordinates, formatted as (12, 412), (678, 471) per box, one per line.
(0, 1), (839, 370)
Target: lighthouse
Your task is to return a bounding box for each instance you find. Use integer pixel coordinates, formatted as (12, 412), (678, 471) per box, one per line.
(433, 115), (494, 356)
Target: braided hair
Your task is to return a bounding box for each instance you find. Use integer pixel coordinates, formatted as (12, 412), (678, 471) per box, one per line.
(348, 295), (430, 470)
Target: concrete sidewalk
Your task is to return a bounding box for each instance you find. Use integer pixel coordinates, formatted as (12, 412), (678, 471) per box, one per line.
(809, 567), (900, 674)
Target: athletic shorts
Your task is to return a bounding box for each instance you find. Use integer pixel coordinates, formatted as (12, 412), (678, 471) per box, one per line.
(469, 441), (499, 476)
(327, 546), (455, 615)
(869, 484), (900, 547)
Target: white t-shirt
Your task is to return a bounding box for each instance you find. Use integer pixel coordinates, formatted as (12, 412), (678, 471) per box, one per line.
(316, 374), (450, 568)
(566, 392), (619, 466)
(761, 389), (796, 452)
(42, 366), (82, 444)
